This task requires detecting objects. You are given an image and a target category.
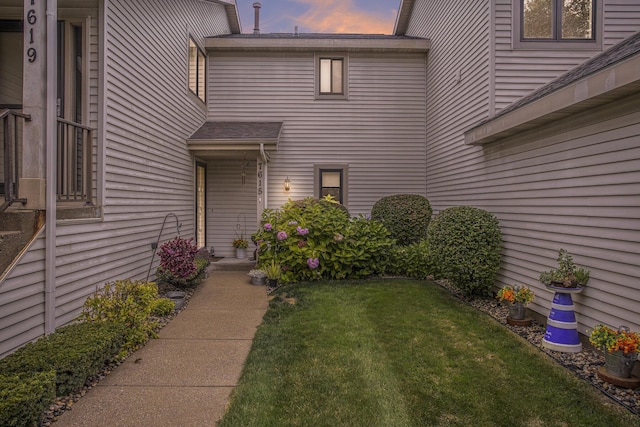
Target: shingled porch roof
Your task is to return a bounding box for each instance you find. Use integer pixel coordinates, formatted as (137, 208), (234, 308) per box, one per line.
(187, 121), (283, 158)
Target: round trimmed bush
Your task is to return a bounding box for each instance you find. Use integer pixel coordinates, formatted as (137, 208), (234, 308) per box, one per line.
(427, 206), (502, 297)
(371, 194), (432, 245)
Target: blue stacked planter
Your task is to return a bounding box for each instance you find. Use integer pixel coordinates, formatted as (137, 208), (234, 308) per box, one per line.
(542, 289), (582, 353)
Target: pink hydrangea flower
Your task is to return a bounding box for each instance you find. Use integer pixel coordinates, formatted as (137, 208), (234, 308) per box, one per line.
(264, 223), (272, 231)
(307, 257), (319, 269)
(296, 226), (309, 236)
(277, 231), (288, 241)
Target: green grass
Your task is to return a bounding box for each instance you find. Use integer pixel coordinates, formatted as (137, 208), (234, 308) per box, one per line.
(219, 280), (640, 427)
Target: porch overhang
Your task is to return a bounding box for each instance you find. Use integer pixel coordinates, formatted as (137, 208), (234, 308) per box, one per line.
(187, 121), (282, 159)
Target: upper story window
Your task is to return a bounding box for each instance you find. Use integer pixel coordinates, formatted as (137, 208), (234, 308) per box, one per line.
(189, 37), (206, 103)
(514, 0), (601, 49)
(315, 53), (348, 100)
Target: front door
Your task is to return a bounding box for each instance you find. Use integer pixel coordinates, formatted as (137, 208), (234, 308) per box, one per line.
(196, 162), (206, 249)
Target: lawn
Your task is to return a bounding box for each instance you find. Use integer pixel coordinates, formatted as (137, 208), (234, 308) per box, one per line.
(219, 279), (640, 426)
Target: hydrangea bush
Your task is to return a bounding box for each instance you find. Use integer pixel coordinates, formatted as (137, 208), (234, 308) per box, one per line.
(253, 197), (394, 283)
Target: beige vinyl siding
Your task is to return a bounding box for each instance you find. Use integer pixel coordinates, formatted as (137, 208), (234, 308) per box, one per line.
(0, 234), (45, 358)
(480, 96), (640, 333)
(206, 159), (258, 258)
(208, 52), (427, 215)
(0, 0), (232, 356)
(404, 0), (491, 210)
(493, 0), (640, 112)
(406, 0), (640, 333)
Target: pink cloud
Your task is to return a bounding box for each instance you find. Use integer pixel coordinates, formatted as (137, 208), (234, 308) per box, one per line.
(293, 0), (396, 34)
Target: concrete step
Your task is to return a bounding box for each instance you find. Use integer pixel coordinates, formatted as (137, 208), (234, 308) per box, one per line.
(210, 257), (256, 272)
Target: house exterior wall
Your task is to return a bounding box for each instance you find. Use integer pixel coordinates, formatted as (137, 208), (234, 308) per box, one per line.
(204, 158), (259, 259)
(493, 0), (640, 112)
(0, 0), (231, 357)
(406, 0), (640, 333)
(207, 51), (428, 221)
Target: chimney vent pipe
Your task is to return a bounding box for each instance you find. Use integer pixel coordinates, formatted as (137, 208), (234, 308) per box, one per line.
(253, 2), (261, 35)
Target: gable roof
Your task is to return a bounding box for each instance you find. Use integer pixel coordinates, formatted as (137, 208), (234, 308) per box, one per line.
(465, 31), (640, 145)
(394, 0), (416, 36)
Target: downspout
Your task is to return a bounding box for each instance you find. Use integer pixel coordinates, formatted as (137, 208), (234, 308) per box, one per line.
(44, 0), (58, 335)
(259, 143), (268, 208)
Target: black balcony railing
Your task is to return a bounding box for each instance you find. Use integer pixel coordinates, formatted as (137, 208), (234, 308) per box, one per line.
(57, 118), (94, 204)
(0, 109), (30, 212)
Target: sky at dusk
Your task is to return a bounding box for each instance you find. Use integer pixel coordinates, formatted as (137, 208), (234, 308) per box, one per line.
(234, 0), (400, 34)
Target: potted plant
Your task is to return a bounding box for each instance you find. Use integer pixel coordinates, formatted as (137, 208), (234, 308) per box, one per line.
(496, 285), (535, 323)
(247, 269), (266, 286)
(232, 238), (249, 259)
(539, 249), (590, 289)
(590, 324), (639, 380)
(263, 260), (282, 288)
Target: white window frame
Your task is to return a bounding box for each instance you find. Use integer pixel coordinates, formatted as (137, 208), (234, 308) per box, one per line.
(512, 0), (602, 50)
(315, 53), (348, 100)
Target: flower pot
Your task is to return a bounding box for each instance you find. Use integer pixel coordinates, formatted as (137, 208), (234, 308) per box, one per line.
(604, 350), (637, 378)
(508, 302), (526, 320)
(235, 248), (247, 259)
(250, 276), (266, 286)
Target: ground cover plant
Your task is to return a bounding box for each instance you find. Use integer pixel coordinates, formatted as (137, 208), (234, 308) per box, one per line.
(220, 280), (639, 427)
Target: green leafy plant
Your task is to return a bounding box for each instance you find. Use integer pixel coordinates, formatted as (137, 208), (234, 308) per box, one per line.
(371, 194), (432, 246)
(80, 279), (165, 355)
(589, 324), (640, 354)
(496, 285), (535, 305)
(387, 241), (435, 279)
(427, 206), (502, 297)
(263, 260), (282, 280)
(539, 249), (590, 288)
(253, 196), (394, 283)
(150, 297), (175, 316)
(0, 322), (125, 396)
(0, 371), (56, 426)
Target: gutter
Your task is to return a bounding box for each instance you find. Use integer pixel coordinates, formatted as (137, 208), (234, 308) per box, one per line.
(45, 0), (57, 335)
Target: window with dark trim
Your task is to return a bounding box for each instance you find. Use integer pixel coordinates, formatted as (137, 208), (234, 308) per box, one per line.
(319, 58), (343, 95)
(315, 53), (348, 100)
(521, 0), (595, 41)
(318, 168), (344, 204)
(189, 37), (206, 103)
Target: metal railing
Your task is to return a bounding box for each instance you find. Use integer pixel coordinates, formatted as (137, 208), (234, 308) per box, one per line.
(0, 109), (30, 212)
(57, 117), (94, 204)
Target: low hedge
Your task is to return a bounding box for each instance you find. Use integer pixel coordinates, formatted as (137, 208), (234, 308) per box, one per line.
(0, 371), (56, 427)
(0, 321), (126, 396)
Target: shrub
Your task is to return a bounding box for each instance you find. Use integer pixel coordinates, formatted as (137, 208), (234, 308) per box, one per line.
(156, 237), (199, 288)
(150, 297), (175, 316)
(253, 197), (394, 283)
(80, 279), (165, 355)
(0, 371), (56, 427)
(388, 240), (436, 279)
(427, 206), (502, 297)
(287, 197), (349, 215)
(0, 322), (126, 396)
(371, 194), (432, 246)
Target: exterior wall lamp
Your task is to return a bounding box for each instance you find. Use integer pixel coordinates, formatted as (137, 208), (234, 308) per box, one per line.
(284, 177), (291, 192)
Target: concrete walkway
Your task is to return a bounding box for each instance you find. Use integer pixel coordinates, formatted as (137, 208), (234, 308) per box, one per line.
(55, 266), (267, 426)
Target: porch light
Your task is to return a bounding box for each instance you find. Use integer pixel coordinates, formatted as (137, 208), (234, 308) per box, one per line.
(284, 177), (291, 192)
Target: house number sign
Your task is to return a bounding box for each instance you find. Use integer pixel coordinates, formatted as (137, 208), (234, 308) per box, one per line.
(26, 0), (38, 63)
